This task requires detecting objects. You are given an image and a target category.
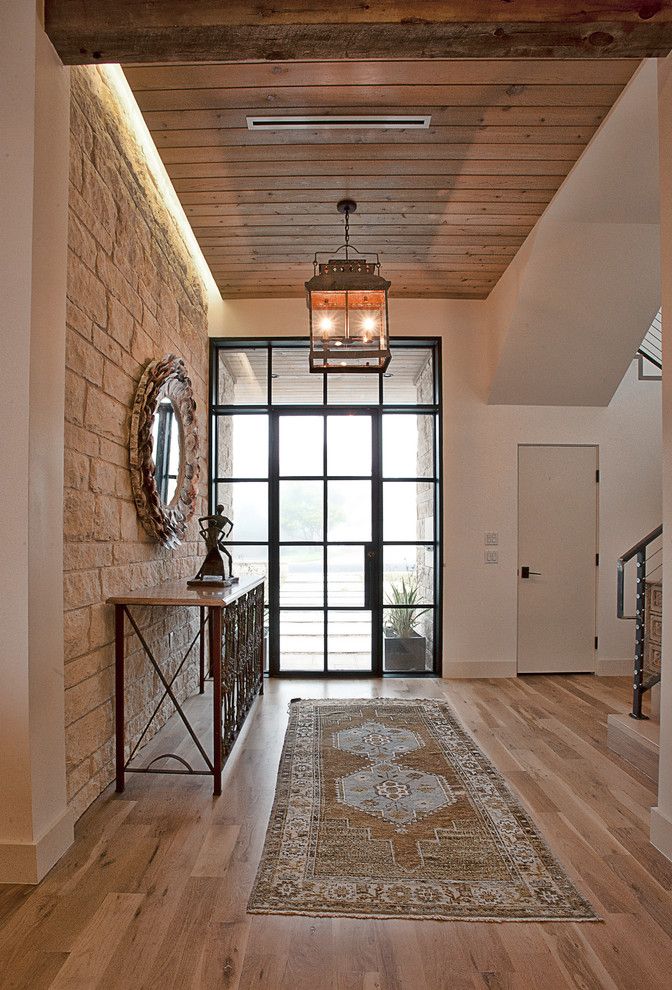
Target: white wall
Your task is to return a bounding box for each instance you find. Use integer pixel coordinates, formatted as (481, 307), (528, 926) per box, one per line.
(0, 3), (73, 883)
(440, 303), (661, 675)
(652, 54), (672, 862)
(488, 60), (660, 407)
(214, 296), (661, 677)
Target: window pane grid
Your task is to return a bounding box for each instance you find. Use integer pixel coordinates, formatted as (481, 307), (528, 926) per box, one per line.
(210, 339), (441, 676)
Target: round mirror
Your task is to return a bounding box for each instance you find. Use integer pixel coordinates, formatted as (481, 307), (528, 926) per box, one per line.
(130, 355), (200, 548)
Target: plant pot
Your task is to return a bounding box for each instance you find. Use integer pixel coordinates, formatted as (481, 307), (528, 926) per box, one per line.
(384, 632), (426, 672)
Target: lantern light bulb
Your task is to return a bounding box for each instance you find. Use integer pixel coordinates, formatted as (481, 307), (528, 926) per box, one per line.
(319, 316), (333, 332)
(362, 315), (376, 332)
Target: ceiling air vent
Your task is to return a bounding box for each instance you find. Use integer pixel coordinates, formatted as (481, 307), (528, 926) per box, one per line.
(246, 114), (431, 131)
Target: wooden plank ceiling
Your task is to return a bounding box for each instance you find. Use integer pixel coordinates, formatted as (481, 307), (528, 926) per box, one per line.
(124, 58), (640, 300)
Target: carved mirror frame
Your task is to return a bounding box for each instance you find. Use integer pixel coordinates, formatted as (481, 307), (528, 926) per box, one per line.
(130, 354), (200, 548)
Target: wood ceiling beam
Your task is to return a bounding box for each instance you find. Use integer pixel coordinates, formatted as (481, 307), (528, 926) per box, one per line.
(45, 2), (672, 63)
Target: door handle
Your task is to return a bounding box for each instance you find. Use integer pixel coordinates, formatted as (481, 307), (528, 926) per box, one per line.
(364, 544), (376, 608)
(520, 566), (542, 579)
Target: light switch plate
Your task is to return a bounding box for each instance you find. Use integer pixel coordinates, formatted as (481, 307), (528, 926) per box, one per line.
(485, 550), (498, 564)
(485, 532), (498, 545)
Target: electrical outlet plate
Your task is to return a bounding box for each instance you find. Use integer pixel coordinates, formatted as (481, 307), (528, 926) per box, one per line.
(485, 550), (498, 564)
(485, 532), (498, 545)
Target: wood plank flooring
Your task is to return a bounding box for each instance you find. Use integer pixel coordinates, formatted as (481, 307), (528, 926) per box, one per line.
(1, 675), (670, 990)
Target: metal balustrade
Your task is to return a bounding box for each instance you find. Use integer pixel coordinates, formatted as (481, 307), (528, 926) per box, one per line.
(638, 309), (662, 379)
(617, 524), (663, 719)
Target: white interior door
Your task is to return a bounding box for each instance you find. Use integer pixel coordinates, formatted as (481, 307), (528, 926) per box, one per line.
(517, 445), (598, 674)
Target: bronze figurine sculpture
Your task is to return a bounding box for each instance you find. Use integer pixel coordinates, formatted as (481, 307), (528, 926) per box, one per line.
(188, 505), (239, 587)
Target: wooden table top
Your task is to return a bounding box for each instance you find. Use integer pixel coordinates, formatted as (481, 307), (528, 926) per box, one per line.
(106, 575), (264, 608)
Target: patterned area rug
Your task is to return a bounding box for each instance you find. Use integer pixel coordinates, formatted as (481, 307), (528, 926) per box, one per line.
(248, 698), (598, 922)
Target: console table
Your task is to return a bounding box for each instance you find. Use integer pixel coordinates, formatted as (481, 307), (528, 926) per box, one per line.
(107, 575), (264, 796)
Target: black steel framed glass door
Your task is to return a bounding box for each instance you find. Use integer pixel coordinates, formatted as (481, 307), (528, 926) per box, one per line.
(210, 338), (442, 677)
(276, 410), (377, 673)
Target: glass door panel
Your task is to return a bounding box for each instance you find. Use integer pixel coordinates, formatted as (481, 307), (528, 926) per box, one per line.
(383, 348), (435, 405)
(279, 416), (323, 476)
(328, 374), (379, 405)
(327, 481), (372, 542)
(216, 414), (268, 479)
(383, 481), (435, 542)
(327, 545), (365, 606)
(272, 349), (324, 404)
(279, 480), (323, 541)
(280, 546), (324, 607)
(217, 348), (268, 405)
(215, 481), (268, 542)
(382, 414), (435, 478)
(327, 416), (372, 475)
(328, 611), (373, 672)
(230, 545), (269, 604)
(383, 607), (434, 673)
(275, 411), (376, 673)
(280, 611), (324, 672)
(383, 545), (434, 605)
(323, 412), (374, 673)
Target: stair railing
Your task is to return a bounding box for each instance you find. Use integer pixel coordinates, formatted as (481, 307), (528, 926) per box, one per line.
(617, 524), (662, 719)
(638, 309), (662, 368)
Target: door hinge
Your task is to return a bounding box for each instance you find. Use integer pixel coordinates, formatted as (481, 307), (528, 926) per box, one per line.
(595, 553), (600, 566)
(596, 469), (600, 483)
(594, 636), (599, 650)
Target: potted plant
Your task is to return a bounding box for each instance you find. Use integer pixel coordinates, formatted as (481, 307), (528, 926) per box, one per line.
(384, 574), (430, 671)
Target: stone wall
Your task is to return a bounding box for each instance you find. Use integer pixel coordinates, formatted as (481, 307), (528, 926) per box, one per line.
(416, 355), (435, 665)
(63, 67), (209, 819)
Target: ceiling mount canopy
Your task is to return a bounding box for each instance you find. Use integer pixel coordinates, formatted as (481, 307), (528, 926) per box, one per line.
(305, 199), (391, 374)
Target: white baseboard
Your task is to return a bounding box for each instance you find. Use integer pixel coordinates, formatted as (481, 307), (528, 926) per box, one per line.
(596, 656), (633, 676)
(0, 806), (74, 884)
(651, 807), (672, 863)
(442, 659), (517, 679)
(442, 658), (630, 678)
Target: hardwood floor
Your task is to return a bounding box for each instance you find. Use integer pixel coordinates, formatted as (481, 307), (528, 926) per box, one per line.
(1, 675), (670, 990)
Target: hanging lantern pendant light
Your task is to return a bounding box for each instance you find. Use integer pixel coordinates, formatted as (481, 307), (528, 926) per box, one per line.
(306, 199), (391, 373)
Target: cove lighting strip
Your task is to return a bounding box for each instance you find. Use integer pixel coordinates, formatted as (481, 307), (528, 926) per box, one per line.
(101, 65), (221, 301)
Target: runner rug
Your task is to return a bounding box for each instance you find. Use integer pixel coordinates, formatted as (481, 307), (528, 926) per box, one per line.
(248, 698), (597, 922)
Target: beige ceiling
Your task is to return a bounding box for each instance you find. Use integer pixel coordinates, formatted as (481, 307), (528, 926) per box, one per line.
(124, 58), (639, 300)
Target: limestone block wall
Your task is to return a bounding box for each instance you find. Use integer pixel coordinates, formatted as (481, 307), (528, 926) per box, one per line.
(416, 355), (435, 660)
(63, 68), (209, 819)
